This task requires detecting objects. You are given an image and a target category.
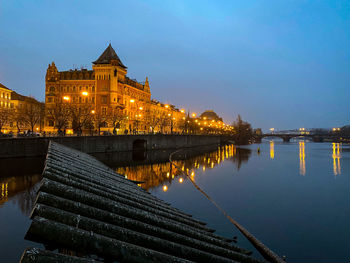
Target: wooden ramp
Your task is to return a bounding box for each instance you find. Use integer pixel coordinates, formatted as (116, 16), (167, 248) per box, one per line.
(21, 142), (266, 263)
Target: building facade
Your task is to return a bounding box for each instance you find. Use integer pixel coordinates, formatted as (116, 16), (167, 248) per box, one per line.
(45, 44), (185, 134)
(0, 83), (12, 109)
(0, 83), (44, 134)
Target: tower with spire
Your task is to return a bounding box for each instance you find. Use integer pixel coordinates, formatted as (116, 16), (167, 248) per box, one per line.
(44, 44), (155, 133)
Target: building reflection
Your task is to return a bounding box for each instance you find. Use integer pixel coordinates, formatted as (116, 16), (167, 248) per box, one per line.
(270, 141), (274, 159)
(299, 141), (306, 175)
(332, 143), (341, 176)
(116, 145), (251, 191)
(0, 174), (42, 216)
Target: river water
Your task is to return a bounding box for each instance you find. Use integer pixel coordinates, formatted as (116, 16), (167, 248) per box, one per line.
(0, 140), (349, 262)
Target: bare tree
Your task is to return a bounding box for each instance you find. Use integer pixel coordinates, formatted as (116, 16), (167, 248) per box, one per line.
(69, 104), (93, 135)
(17, 103), (43, 132)
(109, 108), (127, 134)
(147, 114), (161, 133)
(157, 112), (170, 133)
(93, 112), (108, 134)
(46, 102), (71, 132)
(0, 108), (11, 132)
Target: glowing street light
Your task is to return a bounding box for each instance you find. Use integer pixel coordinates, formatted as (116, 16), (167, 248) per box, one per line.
(139, 106), (143, 110)
(192, 113), (196, 117)
(82, 91), (88, 96)
(180, 109), (185, 113)
(163, 185), (168, 192)
(130, 99), (135, 103)
(179, 178), (183, 183)
(63, 96), (70, 101)
(165, 104), (169, 108)
(91, 110), (95, 114)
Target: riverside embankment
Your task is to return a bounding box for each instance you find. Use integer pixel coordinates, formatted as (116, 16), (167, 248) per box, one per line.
(0, 134), (233, 158)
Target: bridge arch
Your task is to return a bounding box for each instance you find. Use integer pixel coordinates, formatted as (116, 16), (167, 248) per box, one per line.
(133, 139), (147, 151)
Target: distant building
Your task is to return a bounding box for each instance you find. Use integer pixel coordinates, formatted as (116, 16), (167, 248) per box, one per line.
(45, 44), (185, 134)
(199, 110), (223, 122)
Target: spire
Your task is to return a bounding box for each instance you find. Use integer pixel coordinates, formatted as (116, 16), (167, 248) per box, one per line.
(93, 44), (127, 68)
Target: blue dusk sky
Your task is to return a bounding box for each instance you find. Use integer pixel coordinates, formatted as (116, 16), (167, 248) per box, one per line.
(0, 0), (349, 131)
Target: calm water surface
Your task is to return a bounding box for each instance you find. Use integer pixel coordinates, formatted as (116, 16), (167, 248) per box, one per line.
(0, 141), (349, 263)
(117, 140), (350, 263)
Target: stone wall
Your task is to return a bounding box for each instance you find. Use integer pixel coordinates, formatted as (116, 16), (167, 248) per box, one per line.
(0, 135), (230, 158)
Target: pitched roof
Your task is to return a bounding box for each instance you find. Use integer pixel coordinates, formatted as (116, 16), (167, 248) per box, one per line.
(93, 44), (127, 68)
(0, 83), (11, 91)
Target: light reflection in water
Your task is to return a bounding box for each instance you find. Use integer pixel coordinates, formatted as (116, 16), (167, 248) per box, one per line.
(116, 145), (251, 192)
(0, 174), (42, 216)
(299, 141), (306, 176)
(270, 141), (274, 159)
(332, 143), (341, 176)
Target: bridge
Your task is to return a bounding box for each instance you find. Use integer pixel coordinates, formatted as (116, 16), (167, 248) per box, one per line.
(255, 133), (330, 143)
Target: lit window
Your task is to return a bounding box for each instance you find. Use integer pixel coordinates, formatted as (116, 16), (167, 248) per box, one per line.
(102, 107), (107, 115)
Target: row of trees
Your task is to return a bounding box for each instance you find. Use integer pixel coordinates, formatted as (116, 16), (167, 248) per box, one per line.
(46, 103), (127, 135)
(0, 104), (44, 133)
(0, 100), (256, 144)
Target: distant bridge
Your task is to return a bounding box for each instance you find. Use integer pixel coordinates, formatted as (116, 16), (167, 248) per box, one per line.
(255, 133), (332, 143)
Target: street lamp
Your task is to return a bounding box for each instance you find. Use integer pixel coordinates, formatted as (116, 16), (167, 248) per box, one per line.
(82, 91), (88, 96)
(63, 96), (70, 101)
(192, 113), (196, 118)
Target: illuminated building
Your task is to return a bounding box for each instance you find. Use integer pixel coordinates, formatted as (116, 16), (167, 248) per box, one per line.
(0, 83), (12, 109)
(0, 83), (43, 133)
(45, 44), (185, 133)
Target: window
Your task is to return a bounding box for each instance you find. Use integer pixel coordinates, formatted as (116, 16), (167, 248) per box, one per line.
(92, 97), (95, 103)
(47, 97), (53, 103)
(114, 69), (117, 77)
(92, 86), (95, 92)
(101, 96), (107, 104)
(73, 86), (76, 92)
(102, 107), (107, 115)
(50, 86), (55, 92)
